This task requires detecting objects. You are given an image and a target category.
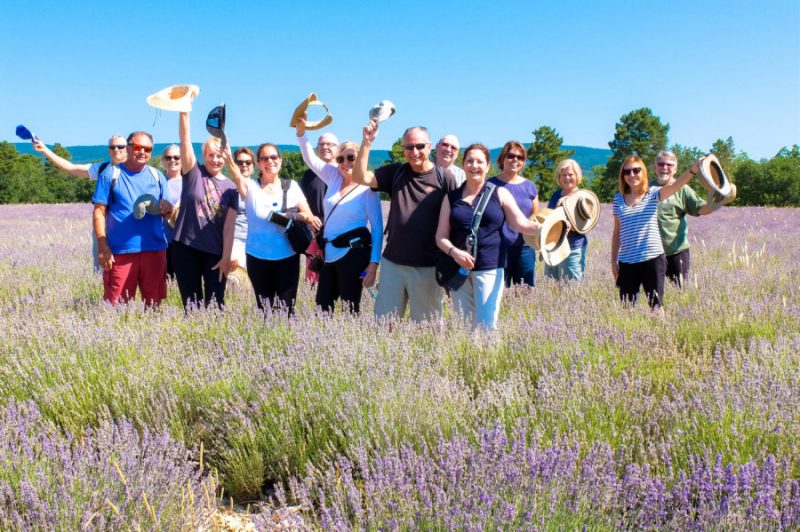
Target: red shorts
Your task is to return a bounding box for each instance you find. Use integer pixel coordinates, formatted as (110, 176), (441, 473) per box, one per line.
(103, 250), (167, 305)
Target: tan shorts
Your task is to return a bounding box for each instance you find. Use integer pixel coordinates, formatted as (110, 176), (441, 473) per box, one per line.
(374, 258), (444, 322)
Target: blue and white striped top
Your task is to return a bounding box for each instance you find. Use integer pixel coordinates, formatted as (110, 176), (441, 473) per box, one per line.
(612, 187), (665, 264)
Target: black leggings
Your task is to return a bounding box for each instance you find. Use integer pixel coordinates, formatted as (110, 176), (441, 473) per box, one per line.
(665, 248), (691, 287)
(315, 246), (371, 314)
(171, 241), (226, 309)
(617, 254), (666, 309)
(246, 253), (300, 315)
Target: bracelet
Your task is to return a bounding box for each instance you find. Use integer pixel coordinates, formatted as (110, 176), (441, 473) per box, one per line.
(447, 246), (455, 256)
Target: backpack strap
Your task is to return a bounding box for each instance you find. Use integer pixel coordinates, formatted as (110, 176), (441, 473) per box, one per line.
(107, 165), (121, 205)
(466, 182), (496, 257)
(108, 165), (162, 205)
(280, 178), (291, 212)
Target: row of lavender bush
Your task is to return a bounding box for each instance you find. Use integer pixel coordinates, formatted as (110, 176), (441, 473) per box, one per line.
(0, 203), (797, 528)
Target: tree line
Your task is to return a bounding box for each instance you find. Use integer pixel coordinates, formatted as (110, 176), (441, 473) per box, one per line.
(1, 107), (798, 206)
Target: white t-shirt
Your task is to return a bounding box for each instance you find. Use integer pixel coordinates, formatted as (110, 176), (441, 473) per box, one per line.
(245, 179), (306, 260)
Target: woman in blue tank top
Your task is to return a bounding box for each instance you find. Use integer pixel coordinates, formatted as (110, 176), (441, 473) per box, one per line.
(435, 144), (543, 330)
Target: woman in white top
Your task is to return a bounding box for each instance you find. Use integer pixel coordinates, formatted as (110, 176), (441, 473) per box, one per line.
(295, 116), (382, 314)
(222, 143), (320, 315)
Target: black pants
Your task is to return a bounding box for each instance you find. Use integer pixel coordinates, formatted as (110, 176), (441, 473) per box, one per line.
(246, 253), (300, 315)
(665, 248), (691, 287)
(315, 246), (371, 314)
(166, 242), (177, 279)
(171, 241), (226, 309)
(617, 254), (666, 309)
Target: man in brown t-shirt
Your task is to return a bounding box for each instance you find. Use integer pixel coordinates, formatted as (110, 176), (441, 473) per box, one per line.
(353, 120), (456, 321)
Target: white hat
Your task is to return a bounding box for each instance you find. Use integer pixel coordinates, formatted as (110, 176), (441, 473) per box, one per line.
(146, 85), (200, 112)
(369, 100), (396, 122)
(523, 208), (571, 267)
(561, 189), (600, 235)
(698, 154), (733, 199)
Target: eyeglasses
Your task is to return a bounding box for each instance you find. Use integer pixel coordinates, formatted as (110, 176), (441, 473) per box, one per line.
(318, 142), (338, 149)
(129, 143), (153, 154)
(403, 143), (427, 151)
(505, 153), (525, 162)
(657, 162), (676, 168)
(259, 154), (280, 162)
(439, 142), (459, 151)
(623, 167), (643, 176)
(235, 159), (254, 166)
(163, 155), (180, 161)
(335, 154), (356, 164)
(109, 145), (126, 151)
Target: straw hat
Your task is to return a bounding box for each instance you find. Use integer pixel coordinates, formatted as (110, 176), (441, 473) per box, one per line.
(369, 100), (396, 122)
(289, 92), (332, 130)
(522, 208), (571, 267)
(698, 154), (733, 198)
(146, 85), (200, 112)
(227, 265), (252, 292)
(561, 189), (600, 234)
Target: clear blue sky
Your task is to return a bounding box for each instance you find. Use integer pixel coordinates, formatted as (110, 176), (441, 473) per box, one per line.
(1, 0), (797, 160)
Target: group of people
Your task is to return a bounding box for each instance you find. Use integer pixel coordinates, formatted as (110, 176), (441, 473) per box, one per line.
(32, 108), (728, 329)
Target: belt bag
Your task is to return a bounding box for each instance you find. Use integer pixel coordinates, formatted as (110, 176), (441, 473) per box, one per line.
(330, 226), (371, 249)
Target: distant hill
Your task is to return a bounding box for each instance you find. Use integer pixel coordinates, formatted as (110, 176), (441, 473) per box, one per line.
(13, 142), (611, 179)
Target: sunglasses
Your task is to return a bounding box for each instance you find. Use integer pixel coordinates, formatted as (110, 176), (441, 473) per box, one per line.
(163, 155), (180, 161)
(657, 162), (676, 168)
(403, 143), (427, 151)
(259, 154), (280, 162)
(318, 141), (338, 148)
(108, 145), (126, 151)
(130, 143), (153, 154)
(623, 167), (643, 176)
(439, 142), (459, 151)
(505, 153), (525, 162)
(235, 159), (254, 166)
(336, 154), (356, 164)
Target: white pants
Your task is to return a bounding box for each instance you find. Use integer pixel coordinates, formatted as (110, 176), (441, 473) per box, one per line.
(451, 268), (504, 330)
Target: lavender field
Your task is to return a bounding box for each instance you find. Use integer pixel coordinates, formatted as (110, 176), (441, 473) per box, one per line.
(0, 203), (798, 530)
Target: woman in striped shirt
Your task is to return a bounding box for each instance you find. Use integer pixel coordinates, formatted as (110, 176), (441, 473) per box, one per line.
(611, 154), (701, 308)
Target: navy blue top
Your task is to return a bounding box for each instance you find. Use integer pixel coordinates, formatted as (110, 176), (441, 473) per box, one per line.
(488, 176), (537, 247)
(448, 184), (506, 271)
(548, 188), (588, 250)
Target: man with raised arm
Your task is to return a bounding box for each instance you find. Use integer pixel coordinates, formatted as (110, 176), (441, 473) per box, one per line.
(353, 120), (457, 321)
(299, 132), (339, 285)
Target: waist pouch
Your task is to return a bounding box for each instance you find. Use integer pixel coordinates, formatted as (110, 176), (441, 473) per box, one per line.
(329, 226), (371, 249)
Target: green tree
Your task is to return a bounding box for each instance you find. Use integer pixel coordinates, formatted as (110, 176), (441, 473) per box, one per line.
(383, 137), (406, 166)
(523, 126), (575, 201)
(592, 108), (669, 201)
(279, 151), (308, 182)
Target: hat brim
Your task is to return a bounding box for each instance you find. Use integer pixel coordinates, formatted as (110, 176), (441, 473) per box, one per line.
(205, 104), (227, 148)
(289, 92), (333, 131)
(369, 100), (397, 122)
(523, 208), (571, 266)
(699, 154), (733, 198)
(146, 84), (200, 112)
(562, 189), (600, 234)
(133, 194), (161, 219)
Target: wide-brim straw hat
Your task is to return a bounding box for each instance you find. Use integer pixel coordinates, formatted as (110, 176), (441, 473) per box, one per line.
(522, 207), (571, 267)
(146, 84), (200, 113)
(289, 92), (332, 131)
(369, 100), (396, 122)
(561, 189), (600, 235)
(698, 154), (733, 198)
(227, 266), (252, 292)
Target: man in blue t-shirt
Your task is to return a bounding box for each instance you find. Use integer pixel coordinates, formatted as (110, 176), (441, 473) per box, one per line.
(92, 131), (171, 305)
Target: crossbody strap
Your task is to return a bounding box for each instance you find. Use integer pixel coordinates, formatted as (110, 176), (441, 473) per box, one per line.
(466, 182), (496, 257)
(320, 184), (359, 242)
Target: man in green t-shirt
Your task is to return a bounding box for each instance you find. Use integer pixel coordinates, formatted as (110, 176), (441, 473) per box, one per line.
(654, 151), (720, 287)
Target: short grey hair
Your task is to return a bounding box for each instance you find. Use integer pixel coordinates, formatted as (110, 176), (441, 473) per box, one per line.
(162, 144), (180, 156)
(656, 150), (678, 164)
